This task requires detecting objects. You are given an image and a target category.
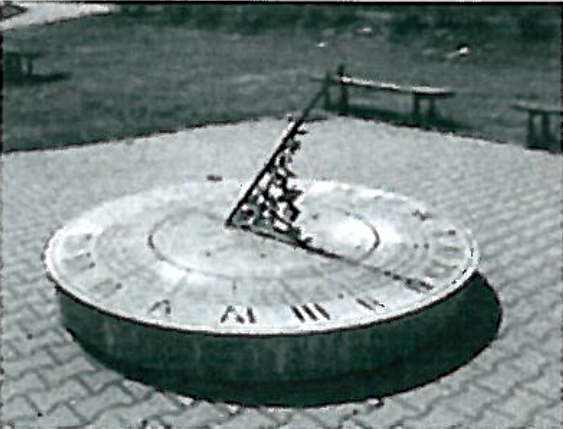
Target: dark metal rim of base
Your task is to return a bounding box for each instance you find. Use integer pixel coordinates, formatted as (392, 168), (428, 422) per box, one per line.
(42, 180), (480, 337)
(55, 273), (484, 384)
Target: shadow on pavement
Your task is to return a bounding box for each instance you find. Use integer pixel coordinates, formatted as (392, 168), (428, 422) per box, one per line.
(331, 104), (467, 134)
(78, 272), (501, 407)
(4, 72), (71, 87)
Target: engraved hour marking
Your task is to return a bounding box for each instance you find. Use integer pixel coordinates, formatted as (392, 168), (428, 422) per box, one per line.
(355, 297), (385, 312)
(385, 270), (433, 293)
(438, 245), (460, 255)
(91, 279), (123, 298)
(432, 258), (457, 270)
(432, 228), (457, 238)
(148, 299), (171, 317)
(64, 251), (95, 270)
(412, 209), (432, 221)
(403, 279), (434, 293)
(220, 306), (257, 324)
(291, 303), (330, 323)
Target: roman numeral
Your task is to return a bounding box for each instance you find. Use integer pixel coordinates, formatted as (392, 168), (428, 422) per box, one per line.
(355, 297), (385, 312)
(290, 303), (330, 323)
(412, 209), (432, 221)
(403, 278), (434, 293)
(220, 306), (257, 324)
(63, 251), (95, 271)
(91, 278), (123, 299)
(148, 299), (171, 318)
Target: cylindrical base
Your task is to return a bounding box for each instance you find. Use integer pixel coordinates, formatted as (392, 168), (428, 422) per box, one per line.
(58, 279), (467, 384)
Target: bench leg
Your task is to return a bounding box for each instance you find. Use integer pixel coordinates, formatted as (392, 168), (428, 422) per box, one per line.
(338, 83), (349, 115)
(540, 113), (552, 145)
(322, 72), (332, 110)
(526, 113), (538, 148)
(6, 54), (24, 80)
(24, 58), (34, 77)
(412, 95), (421, 124)
(427, 99), (438, 124)
(337, 64), (349, 115)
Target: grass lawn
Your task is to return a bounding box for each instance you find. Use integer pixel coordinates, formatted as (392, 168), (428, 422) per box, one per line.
(2, 6), (560, 152)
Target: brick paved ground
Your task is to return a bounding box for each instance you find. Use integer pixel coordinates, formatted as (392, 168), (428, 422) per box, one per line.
(1, 117), (561, 428)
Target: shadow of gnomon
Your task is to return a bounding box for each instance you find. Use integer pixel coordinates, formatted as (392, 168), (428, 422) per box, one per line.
(77, 272), (501, 407)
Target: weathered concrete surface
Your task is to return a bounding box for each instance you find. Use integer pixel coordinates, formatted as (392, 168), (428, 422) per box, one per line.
(1, 117), (561, 427)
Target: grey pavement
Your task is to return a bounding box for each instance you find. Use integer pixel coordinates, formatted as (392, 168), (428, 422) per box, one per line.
(1, 2), (114, 32)
(1, 117), (561, 428)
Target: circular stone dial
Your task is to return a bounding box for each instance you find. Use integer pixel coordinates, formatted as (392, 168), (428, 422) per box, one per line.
(45, 180), (478, 336)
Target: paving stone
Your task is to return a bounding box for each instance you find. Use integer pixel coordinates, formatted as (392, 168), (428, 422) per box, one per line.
(2, 396), (41, 422)
(40, 354), (98, 386)
(436, 363), (488, 393)
(501, 345), (552, 375)
(78, 368), (126, 394)
(83, 412), (127, 429)
(400, 403), (465, 428)
(88, 391), (179, 427)
(255, 407), (295, 425)
(2, 371), (47, 402)
(353, 399), (418, 428)
(159, 401), (229, 428)
(30, 379), (90, 415)
(121, 378), (155, 401)
(276, 411), (328, 429)
(491, 387), (557, 424)
(36, 403), (85, 428)
(72, 385), (135, 422)
(475, 407), (522, 427)
(7, 329), (67, 359)
(396, 383), (454, 414)
(464, 344), (513, 374)
(45, 341), (89, 365)
(302, 403), (366, 428)
(337, 419), (372, 429)
(447, 385), (499, 419)
(523, 363), (561, 399)
(1, 339), (22, 361)
(474, 362), (528, 393)
(529, 401), (562, 428)
(3, 350), (54, 380)
(214, 408), (280, 429)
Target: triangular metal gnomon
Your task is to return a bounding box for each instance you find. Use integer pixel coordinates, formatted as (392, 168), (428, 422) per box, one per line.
(224, 119), (312, 247)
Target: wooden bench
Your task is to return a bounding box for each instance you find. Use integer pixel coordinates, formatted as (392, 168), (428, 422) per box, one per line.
(511, 101), (561, 151)
(313, 65), (456, 125)
(4, 51), (43, 82)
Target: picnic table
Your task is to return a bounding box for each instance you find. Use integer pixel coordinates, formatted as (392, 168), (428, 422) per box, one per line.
(511, 101), (561, 151)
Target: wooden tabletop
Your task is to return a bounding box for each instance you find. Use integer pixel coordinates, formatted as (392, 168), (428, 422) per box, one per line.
(311, 75), (455, 97)
(511, 101), (562, 114)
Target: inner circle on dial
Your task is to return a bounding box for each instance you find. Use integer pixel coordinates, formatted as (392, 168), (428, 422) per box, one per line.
(149, 206), (379, 279)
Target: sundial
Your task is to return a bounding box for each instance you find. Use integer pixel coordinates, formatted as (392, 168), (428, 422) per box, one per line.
(44, 99), (479, 385)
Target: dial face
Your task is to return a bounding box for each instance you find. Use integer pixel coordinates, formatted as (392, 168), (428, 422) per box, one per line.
(44, 180), (478, 336)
